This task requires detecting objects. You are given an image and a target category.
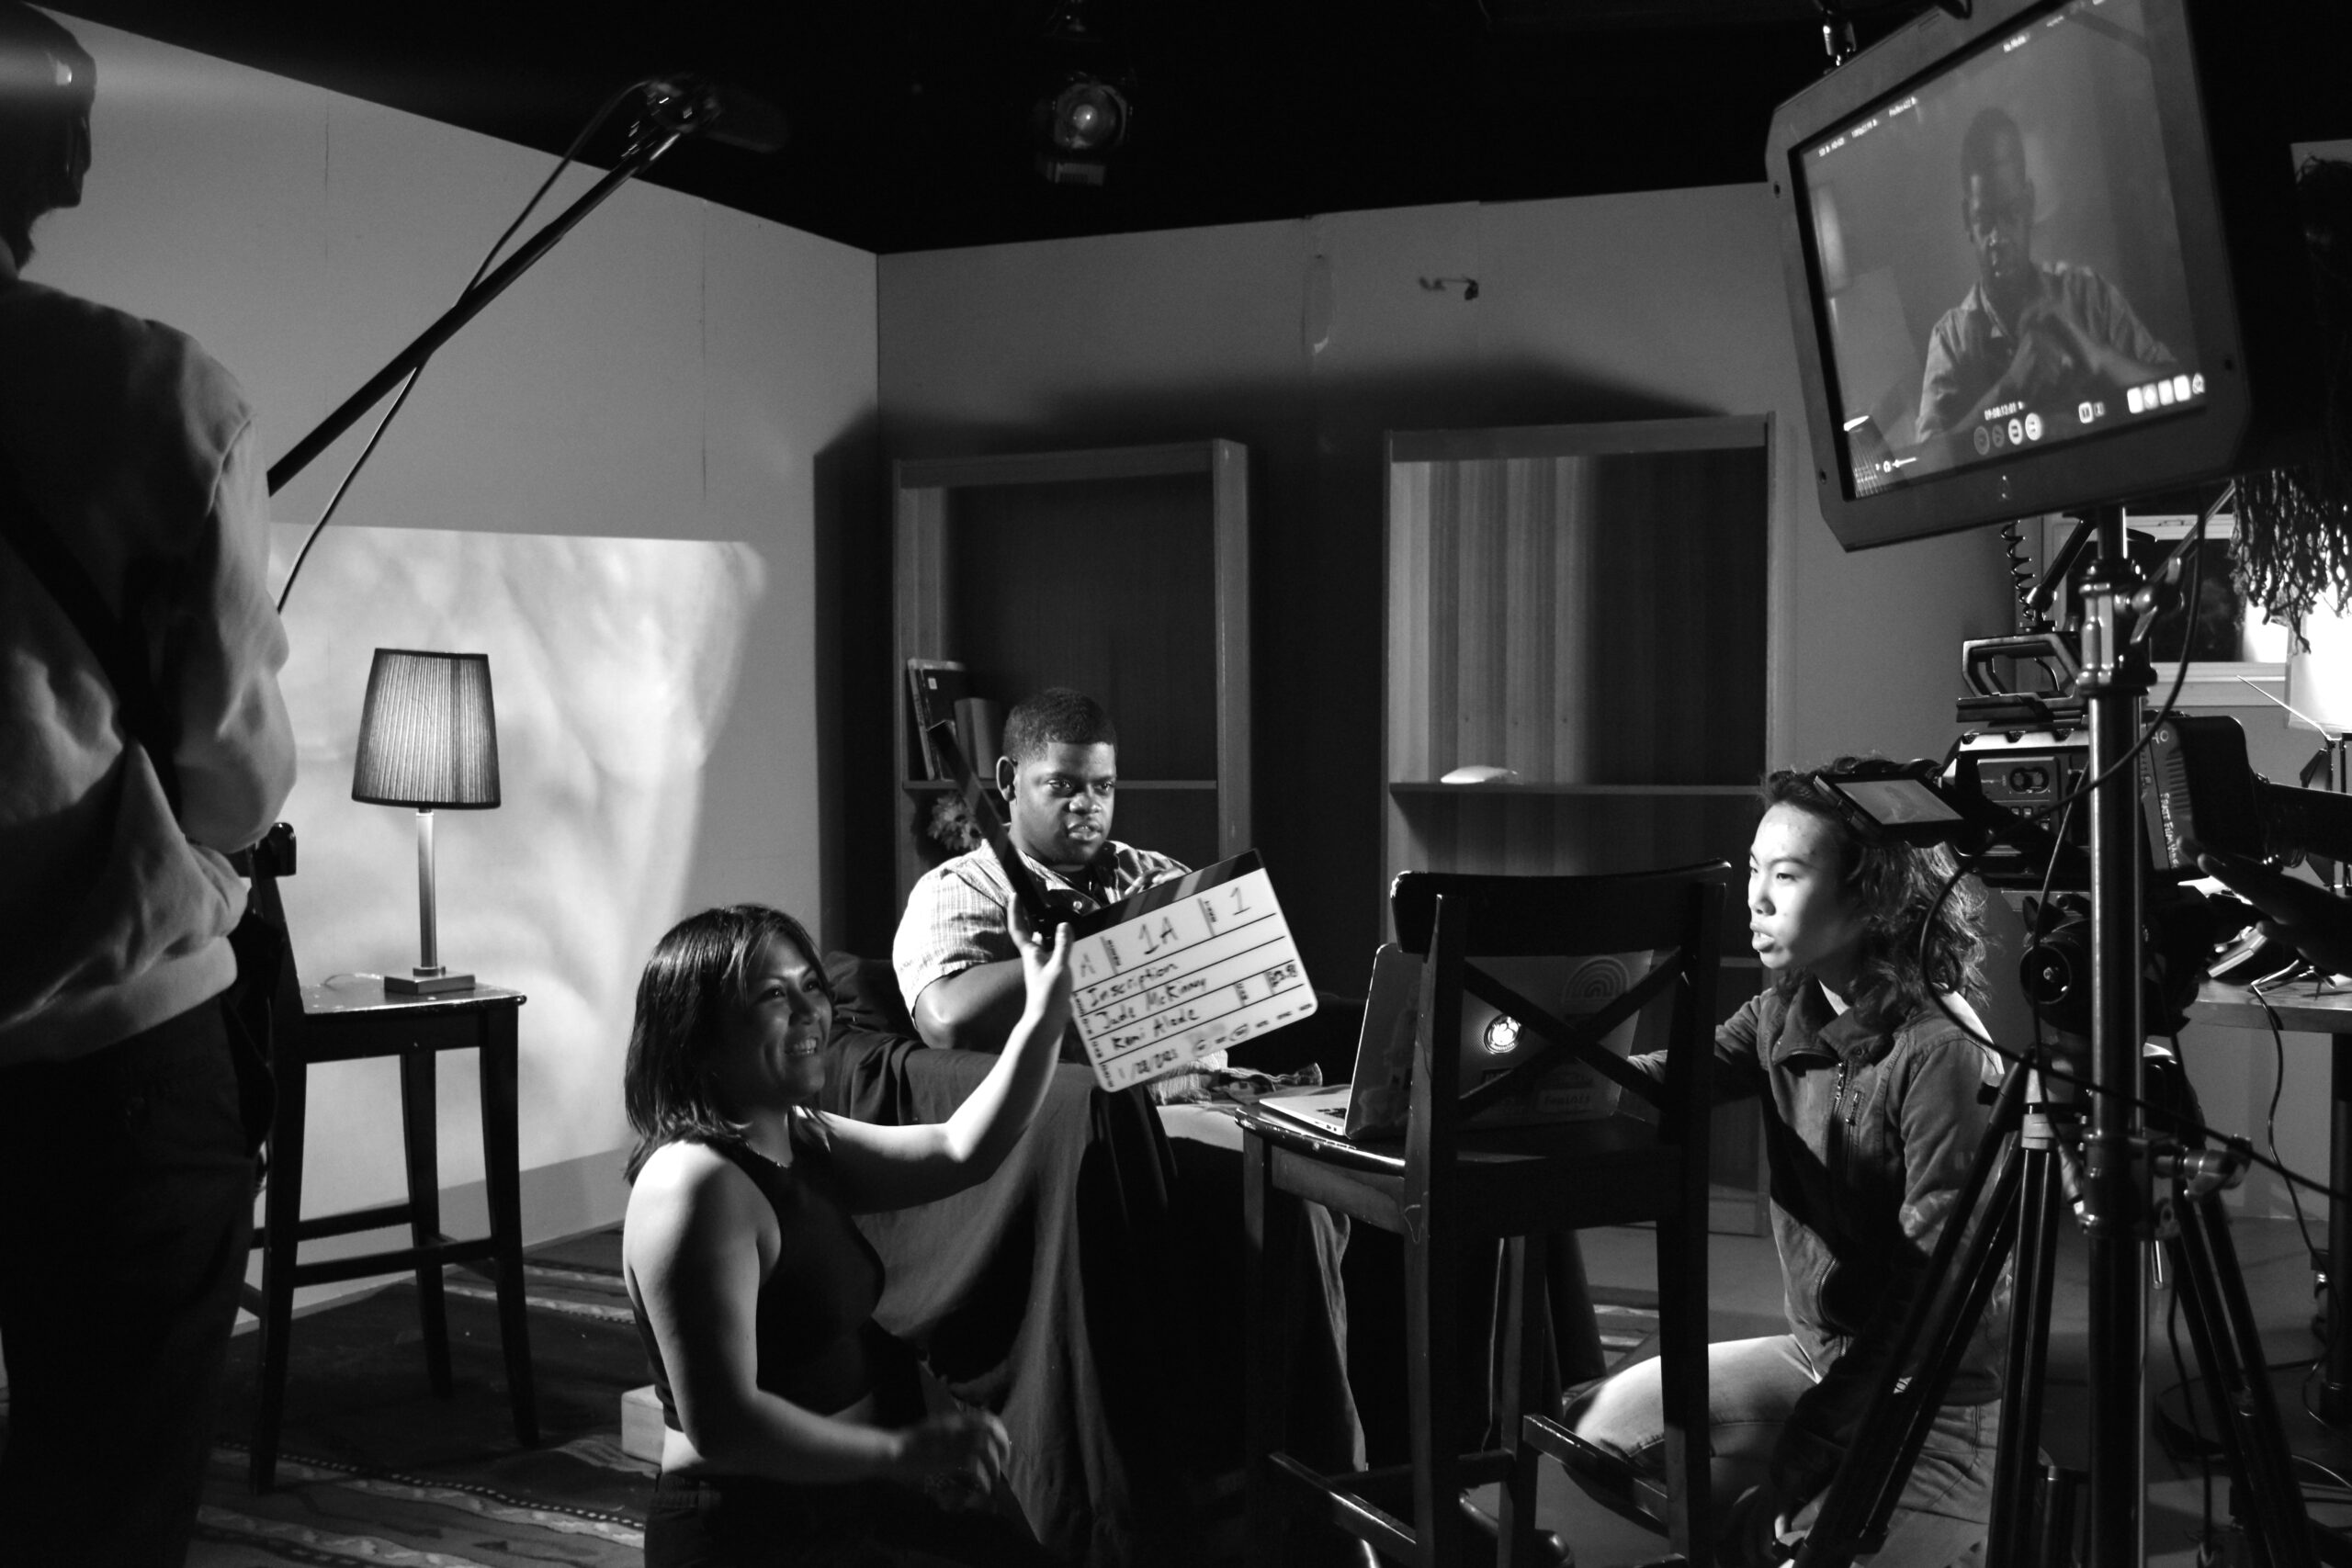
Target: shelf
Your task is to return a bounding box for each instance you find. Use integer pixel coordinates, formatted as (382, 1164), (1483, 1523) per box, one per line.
(892, 439), (1250, 901)
(1389, 782), (1758, 797)
(904, 779), (1218, 795)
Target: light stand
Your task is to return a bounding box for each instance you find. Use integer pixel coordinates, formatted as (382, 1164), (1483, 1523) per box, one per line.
(1776, 505), (2332, 1568)
(2073, 502), (2151, 1568)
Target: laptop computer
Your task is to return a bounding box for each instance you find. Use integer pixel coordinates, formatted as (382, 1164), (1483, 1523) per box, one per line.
(1256, 942), (1664, 1143)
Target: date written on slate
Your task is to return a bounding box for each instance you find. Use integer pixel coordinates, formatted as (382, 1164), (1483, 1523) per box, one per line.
(1066, 855), (1317, 1092)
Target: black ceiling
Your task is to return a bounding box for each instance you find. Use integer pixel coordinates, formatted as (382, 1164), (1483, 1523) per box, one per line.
(42, 0), (1974, 254)
(46, 2), (2352, 255)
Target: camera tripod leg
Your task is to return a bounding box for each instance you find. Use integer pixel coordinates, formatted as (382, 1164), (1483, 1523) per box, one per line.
(1986, 1137), (2071, 1567)
(1793, 1067), (2034, 1568)
(2165, 1186), (2322, 1568)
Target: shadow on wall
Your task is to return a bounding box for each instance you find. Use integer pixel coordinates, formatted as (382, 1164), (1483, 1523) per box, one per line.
(267, 524), (765, 1177)
(864, 363), (1719, 984)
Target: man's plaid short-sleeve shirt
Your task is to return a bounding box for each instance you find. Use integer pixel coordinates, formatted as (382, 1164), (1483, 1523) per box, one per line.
(892, 840), (1191, 1014)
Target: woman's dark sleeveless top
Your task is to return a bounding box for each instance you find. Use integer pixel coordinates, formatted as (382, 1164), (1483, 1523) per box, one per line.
(632, 1130), (892, 1427)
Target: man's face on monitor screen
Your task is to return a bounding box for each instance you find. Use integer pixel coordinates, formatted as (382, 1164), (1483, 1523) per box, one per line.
(1001, 741), (1117, 875)
(1964, 147), (2036, 305)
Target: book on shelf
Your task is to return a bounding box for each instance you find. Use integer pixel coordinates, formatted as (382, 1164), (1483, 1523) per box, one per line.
(954, 696), (1002, 777)
(905, 659), (968, 780)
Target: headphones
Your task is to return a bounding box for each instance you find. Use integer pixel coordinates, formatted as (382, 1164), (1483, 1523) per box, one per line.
(1, 6), (96, 211)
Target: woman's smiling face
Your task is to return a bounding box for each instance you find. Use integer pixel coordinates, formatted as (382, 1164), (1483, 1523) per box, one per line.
(1747, 803), (1870, 997)
(709, 935), (833, 1112)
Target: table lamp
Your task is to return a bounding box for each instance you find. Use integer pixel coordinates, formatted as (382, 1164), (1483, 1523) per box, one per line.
(351, 649), (501, 994)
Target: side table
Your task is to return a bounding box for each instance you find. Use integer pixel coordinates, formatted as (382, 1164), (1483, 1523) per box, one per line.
(243, 979), (535, 1491)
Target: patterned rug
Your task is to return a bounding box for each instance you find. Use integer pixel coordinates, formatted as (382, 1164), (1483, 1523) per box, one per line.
(194, 1230), (653, 1568)
(149, 1232), (1661, 1566)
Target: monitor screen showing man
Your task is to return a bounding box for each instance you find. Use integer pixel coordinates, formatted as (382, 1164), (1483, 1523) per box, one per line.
(1795, 0), (2208, 499)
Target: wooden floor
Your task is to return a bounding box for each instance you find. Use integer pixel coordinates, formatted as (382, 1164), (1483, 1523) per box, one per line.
(1539, 1213), (2352, 1565)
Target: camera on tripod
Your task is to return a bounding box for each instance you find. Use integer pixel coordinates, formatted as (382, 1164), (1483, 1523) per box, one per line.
(1783, 649), (2351, 1567)
(1942, 633), (2352, 886)
(1805, 633), (2352, 1037)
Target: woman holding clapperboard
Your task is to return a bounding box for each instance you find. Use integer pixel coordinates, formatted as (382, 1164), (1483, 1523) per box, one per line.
(620, 898), (1071, 1566)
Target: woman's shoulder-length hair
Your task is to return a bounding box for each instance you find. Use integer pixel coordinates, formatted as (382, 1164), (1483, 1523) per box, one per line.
(622, 904), (833, 1182)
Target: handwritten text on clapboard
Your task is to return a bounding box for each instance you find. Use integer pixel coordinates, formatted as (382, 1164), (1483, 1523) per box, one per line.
(1067, 862), (1316, 1091)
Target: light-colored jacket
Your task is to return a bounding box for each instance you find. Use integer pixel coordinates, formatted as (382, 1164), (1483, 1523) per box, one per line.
(0, 262), (294, 1064)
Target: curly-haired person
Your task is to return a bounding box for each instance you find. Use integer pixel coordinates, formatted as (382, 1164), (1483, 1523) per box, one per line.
(1565, 763), (2003, 1568)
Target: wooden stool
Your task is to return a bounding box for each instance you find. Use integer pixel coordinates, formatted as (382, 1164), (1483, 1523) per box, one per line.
(242, 979), (536, 1491)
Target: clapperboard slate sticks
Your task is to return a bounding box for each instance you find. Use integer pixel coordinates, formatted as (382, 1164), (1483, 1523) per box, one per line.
(1065, 850), (1317, 1092)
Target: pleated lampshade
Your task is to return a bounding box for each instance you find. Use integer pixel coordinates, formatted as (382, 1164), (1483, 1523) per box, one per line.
(351, 649), (502, 809)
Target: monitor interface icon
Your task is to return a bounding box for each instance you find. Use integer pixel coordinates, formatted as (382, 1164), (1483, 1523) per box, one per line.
(1797, 0), (2208, 500)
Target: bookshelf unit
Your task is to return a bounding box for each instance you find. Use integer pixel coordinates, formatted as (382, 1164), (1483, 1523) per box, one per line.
(1384, 415), (1773, 1230)
(892, 441), (1250, 906)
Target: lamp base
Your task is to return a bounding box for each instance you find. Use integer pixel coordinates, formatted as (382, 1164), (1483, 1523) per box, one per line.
(387, 966), (476, 996)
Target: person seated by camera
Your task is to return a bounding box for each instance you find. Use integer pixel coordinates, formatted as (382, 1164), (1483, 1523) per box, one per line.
(622, 901), (1073, 1568)
(1562, 762), (2004, 1568)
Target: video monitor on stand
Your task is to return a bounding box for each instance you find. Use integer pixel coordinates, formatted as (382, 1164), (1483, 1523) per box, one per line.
(1767, 0), (2317, 550)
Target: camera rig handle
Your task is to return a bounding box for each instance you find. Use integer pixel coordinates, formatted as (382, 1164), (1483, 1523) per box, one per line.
(1959, 634), (2086, 728)
(1961, 633), (2081, 699)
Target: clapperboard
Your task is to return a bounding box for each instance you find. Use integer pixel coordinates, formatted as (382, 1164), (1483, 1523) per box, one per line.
(1065, 851), (1318, 1091)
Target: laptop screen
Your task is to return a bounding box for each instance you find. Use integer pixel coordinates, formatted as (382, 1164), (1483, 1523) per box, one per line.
(1458, 953), (1662, 1127)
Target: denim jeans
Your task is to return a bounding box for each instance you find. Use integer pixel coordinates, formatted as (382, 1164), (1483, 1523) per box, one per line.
(0, 1000), (255, 1568)
(1565, 1334), (1998, 1568)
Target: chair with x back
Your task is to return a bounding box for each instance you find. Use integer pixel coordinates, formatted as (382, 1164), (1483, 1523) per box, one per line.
(1239, 861), (1733, 1568)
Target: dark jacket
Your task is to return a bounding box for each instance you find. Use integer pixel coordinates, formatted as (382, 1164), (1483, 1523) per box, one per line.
(1646, 979), (2006, 1501)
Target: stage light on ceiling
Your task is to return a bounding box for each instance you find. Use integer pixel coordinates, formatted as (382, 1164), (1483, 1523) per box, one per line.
(1034, 72), (1130, 186)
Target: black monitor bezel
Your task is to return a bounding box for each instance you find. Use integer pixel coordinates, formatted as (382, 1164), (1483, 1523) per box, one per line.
(1766, 0), (2286, 550)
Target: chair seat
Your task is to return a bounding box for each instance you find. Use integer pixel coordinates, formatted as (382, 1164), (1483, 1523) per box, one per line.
(1243, 1106), (1690, 1236)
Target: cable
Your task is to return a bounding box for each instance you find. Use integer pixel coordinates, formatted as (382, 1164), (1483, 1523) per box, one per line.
(2260, 994), (2322, 1263)
(2002, 519), (2039, 631)
(275, 76), (650, 614)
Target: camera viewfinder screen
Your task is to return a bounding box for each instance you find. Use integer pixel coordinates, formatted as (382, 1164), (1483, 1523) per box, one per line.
(1797, 0), (2208, 499)
(1835, 778), (1964, 828)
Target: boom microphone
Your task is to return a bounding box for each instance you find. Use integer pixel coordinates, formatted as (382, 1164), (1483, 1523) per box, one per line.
(641, 75), (787, 153)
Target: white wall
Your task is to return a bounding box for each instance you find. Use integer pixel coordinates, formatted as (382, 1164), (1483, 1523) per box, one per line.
(879, 186), (2014, 773)
(26, 17), (876, 1271)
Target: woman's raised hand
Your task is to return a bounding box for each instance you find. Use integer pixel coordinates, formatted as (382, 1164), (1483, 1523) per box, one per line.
(1007, 898), (1076, 1038)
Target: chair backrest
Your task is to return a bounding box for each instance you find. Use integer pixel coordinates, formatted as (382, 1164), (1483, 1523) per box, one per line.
(1388, 863), (1735, 1197)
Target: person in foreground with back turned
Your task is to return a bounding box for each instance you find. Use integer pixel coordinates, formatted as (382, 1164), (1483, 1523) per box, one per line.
(623, 901), (1073, 1566)
(1562, 763), (2005, 1568)
(0, 8), (296, 1564)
